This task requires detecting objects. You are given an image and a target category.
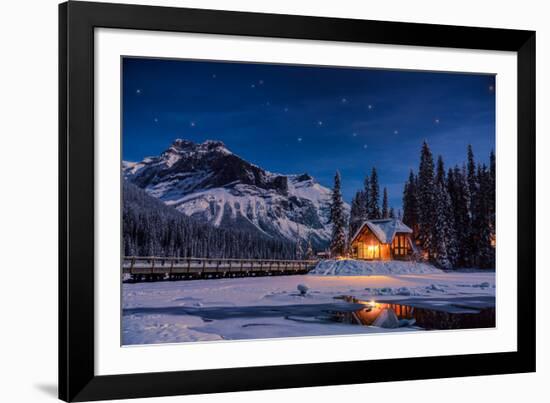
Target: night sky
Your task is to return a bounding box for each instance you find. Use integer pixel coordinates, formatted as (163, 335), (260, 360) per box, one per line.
(122, 57), (495, 209)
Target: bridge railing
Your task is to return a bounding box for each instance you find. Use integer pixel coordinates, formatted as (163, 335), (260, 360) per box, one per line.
(122, 256), (319, 280)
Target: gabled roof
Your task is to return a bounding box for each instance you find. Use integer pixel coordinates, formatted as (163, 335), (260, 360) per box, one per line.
(350, 218), (412, 245)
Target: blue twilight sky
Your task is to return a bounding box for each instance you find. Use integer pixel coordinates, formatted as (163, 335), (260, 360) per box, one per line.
(122, 57), (495, 209)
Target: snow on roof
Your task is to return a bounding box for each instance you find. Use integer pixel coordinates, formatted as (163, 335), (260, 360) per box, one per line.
(350, 218), (412, 245)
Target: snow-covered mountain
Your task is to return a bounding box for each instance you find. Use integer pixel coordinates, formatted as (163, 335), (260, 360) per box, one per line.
(123, 139), (348, 248)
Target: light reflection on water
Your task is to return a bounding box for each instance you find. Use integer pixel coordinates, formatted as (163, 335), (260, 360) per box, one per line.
(336, 296), (495, 330)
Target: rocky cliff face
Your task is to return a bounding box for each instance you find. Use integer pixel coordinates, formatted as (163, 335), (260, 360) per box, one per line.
(124, 139), (349, 249)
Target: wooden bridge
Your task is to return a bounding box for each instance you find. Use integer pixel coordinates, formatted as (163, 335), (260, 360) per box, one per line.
(123, 256), (319, 281)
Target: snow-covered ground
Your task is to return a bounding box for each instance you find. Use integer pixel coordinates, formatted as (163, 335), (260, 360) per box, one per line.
(310, 259), (443, 276)
(122, 269), (495, 345)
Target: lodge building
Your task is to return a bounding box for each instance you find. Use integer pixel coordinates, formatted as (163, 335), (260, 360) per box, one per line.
(349, 218), (417, 260)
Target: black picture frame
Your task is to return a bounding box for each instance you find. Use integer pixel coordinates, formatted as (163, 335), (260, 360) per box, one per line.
(59, 1), (536, 401)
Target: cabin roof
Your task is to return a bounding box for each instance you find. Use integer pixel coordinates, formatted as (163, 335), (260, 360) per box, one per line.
(350, 218), (412, 245)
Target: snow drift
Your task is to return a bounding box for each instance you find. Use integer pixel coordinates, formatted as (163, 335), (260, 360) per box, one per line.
(310, 259), (442, 276)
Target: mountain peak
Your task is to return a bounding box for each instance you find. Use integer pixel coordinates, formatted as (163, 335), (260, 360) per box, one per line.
(124, 138), (349, 248)
(201, 139), (226, 148)
(169, 139), (231, 155)
(171, 138), (195, 150)
(197, 139), (232, 156)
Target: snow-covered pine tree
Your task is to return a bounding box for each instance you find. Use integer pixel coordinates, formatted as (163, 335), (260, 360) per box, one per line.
(389, 206), (395, 219)
(359, 190), (367, 221)
(432, 156), (457, 268)
(489, 150), (496, 249)
(402, 170), (419, 235)
(296, 241), (303, 260)
(466, 145), (479, 262)
(306, 237), (314, 260)
(295, 223), (303, 260)
(329, 171), (347, 257)
(417, 141), (436, 258)
(467, 145), (478, 208)
(447, 166), (469, 267)
(363, 173), (371, 220)
(348, 193), (358, 235)
(466, 144), (481, 266)
(462, 163), (476, 266)
(348, 190), (366, 238)
(382, 187), (389, 218)
(441, 165), (458, 268)
(473, 164), (494, 268)
(368, 167), (381, 219)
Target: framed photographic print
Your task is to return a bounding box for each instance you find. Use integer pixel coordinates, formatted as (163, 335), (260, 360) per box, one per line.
(59, 1), (536, 401)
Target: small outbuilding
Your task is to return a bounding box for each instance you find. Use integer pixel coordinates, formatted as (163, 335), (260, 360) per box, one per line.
(349, 218), (416, 260)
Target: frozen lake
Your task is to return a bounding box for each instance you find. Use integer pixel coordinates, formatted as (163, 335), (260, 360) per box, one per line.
(122, 272), (495, 345)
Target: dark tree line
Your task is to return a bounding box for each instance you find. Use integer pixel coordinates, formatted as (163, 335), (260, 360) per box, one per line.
(402, 141), (495, 269)
(123, 182), (298, 259)
(330, 141), (496, 268)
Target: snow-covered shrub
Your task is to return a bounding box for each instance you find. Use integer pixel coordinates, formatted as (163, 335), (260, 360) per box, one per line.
(297, 284), (309, 295)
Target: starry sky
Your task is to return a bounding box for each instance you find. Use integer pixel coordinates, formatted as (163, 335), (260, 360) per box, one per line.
(122, 57), (495, 209)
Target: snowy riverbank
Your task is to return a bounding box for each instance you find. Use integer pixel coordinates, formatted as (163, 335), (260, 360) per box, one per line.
(310, 259), (442, 276)
(122, 271), (495, 345)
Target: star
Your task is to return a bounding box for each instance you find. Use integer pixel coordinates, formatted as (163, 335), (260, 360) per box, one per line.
(363, 144), (368, 149)
(190, 121), (196, 127)
(352, 132), (357, 137)
(259, 79), (264, 85)
(394, 130), (399, 134)
(341, 97), (348, 104)
(317, 120), (323, 126)
(251, 84), (256, 88)
(297, 137), (303, 142)
(367, 104), (373, 110)
(284, 107), (289, 112)
(153, 117), (158, 123)
(212, 74), (217, 79)
(489, 85), (494, 91)
(435, 118), (440, 124)
(136, 89), (142, 95)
